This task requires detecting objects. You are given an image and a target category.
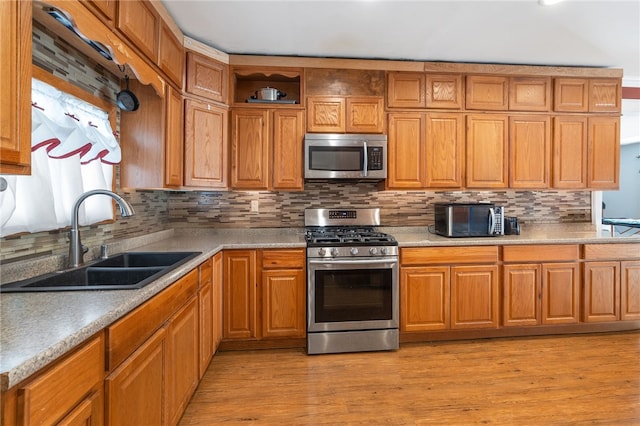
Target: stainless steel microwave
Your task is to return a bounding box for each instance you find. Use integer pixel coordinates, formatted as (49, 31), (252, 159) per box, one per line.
(434, 203), (505, 237)
(304, 133), (387, 180)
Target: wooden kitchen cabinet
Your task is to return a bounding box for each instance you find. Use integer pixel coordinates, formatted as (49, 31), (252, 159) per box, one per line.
(508, 77), (551, 111)
(12, 334), (104, 426)
(583, 244), (640, 323)
(117, 0), (159, 61)
(158, 21), (184, 87)
(186, 52), (228, 103)
(84, 0), (117, 21)
(509, 115), (551, 188)
(465, 75), (508, 110)
(261, 249), (306, 338)
(554, 78), (589, 112)
(426, 74), (463, 109)
(307, 96), (384, 133)
(231, 108), (304, 190)
(425, 112), (464, 188)
(589, 79), (621, 112)
(503, 245), (580, 326)
(552, 116), (588, 189)
(387, 113), (426, 189)
(466, 114), (508, 188)
(401, 266), (450, 331)
(400, 246), (499, 332)
(184, 99), (228, 189)
(224, 249), (306, 341)
(198, 257), (214, 378)
(166, 296), (199, 426)
(0, 0), (31, 175)
(212, 252), (224, 349)
(387, 72), (426, 108)
(587, 116), (620, 189)
(165, 86), (184, 187)
(224, 250), (258, 339)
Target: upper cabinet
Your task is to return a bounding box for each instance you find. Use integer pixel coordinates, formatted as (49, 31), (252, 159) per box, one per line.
(117, 0), (159, 61)
(0, 0), (31, 175)
(307, 96), (384, 133)
(466, 75), (508, 111)
(554, 78), (621, 113)
(508, 77), (551, 111)
(231, 67), (302, 106)
(186, 52), (229, 103)
(387, 72), (463, 109)
(158, 21), (184, 87)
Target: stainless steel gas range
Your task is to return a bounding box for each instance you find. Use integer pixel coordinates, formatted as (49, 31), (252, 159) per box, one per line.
(304, 208), (399, 355)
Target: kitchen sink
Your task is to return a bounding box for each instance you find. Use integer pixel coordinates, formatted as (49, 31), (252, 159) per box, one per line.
(0, 251), (201, 292)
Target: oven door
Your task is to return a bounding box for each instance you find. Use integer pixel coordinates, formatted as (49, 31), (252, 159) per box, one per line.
(307, 257), (399, 332)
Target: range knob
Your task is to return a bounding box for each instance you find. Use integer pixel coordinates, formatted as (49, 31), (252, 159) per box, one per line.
(318, 248), (326, 257)
(380, 247), (388, 255)
(369, 247), (378, 256)
(330, 248), (339, 257)
(350, 247), (359, 256)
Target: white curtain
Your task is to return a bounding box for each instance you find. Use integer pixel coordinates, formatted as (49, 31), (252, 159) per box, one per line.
(0, 79), (120, 237)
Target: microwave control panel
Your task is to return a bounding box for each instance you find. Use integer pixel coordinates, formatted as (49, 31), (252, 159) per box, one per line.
(367, 147), (384, 170)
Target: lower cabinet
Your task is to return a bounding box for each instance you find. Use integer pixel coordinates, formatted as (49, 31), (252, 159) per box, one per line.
(400, 246), (500, 332)
(583, 244), (640, 322)
(223, 249), (306, 341)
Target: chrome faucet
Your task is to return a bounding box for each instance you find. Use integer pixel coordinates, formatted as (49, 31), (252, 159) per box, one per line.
(68, 189), (135, 268)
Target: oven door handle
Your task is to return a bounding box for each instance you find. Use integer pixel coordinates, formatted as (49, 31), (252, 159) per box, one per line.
(308, 258), (397, 266)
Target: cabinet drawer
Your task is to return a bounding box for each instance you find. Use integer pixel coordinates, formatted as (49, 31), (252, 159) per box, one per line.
(401, 246), (499, 266)
(262, 249), (305, 269)
(18, 334), (104, 426)
(503, 245), (579, 263)
(583, 243), (640, 261)
(107, 269), (198, 370)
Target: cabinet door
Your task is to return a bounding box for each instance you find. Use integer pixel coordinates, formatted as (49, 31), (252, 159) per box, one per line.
(621, 261), (640, 321)
(166, 297), (199, 426)
(387, 72), (425, 108)
(19, 335), (104, 426)
(272, 109), (304, 190)
(57, 391), (103, 426)
(503, 264), (541, 327)
(165, 86), (184, 187)
(400, 267), (450, 331)
(589, 78), (621, 112)
(85, 0), (117, 21)
(198, 258), (214, 378)
(158, 22), (184, 87)
(0, 0), (31, 174)
(583, 261), (620, 322)
(588, 116), (620, 189)
(542, 262), (580, 324)
(184, 99), (228, 188)
(212, 252), (224, 349)
(346, 97), (384, 133)
(451, 265), (499, 329)
(509, 77), (551, 111)
(261, 269), (306, 338)
(387, 113), (426, 189)
(231, 109), (270, 189)
(509, 115), (551, 188)
(466, 114), (508, 188)
(425, 113), (464, 188)
(426, 74), (463, 109)
(106, 328), (165, 426)
(224, 250), (258, 339)
(552, 116), (587, 189)
(554, 78), (588, 112)
(186, 52), (228, 103)
(466, 75), (508, 110)
(117, 0), (159, 61)
(306, 97), (345, 132)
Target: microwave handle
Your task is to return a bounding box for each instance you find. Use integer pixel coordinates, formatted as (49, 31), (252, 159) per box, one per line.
(362, 141), (368, 177)
(488, 207), (496, 234)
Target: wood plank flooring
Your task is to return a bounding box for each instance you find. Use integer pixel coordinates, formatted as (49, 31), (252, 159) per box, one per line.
(179, 332), (640, 425)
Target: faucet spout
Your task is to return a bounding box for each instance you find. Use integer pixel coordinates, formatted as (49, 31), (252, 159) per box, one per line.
(69, 190), (135, 268)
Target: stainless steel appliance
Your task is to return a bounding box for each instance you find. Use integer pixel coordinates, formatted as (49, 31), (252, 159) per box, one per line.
(304, 133), (387, 180)
(434, 202), (505, 237)
(305, 208), (399, 354)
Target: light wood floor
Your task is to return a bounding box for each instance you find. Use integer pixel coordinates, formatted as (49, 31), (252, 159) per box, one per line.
(179, 332), (640, 425)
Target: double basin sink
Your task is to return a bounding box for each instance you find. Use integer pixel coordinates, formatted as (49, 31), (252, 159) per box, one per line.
(0, 252), (201, 292)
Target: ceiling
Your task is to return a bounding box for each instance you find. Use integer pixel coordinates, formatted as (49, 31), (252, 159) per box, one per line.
(161, 0), (640, 84)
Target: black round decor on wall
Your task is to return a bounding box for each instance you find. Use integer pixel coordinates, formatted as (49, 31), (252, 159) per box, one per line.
(117, 75), (140, 112)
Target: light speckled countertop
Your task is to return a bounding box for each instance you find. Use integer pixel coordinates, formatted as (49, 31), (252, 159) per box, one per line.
(1, 224), (638, 390)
